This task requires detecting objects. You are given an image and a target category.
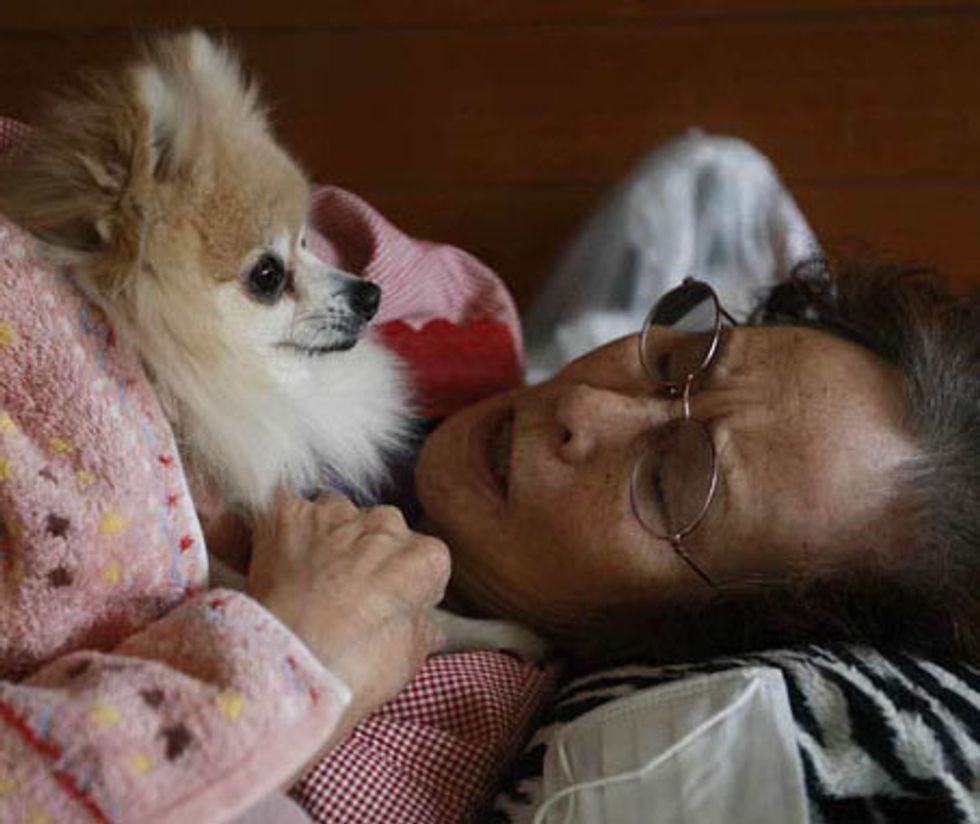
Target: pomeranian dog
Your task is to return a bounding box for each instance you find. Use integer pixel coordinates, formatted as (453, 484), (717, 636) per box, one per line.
(0, 31), (408, 510)
(0, 31), (545, 658)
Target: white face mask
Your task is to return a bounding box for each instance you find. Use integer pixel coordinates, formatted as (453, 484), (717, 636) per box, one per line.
(533, 667), (809, 824)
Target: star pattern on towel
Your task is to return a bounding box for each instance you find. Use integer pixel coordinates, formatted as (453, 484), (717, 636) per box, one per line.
(160, 723), (194, 761)
(0, 320), (16, 348)
(140, 688), (165, 709)
(46, 566), (73, 588)
(66, 660), (91, 679)
(45, 513), (70, 537)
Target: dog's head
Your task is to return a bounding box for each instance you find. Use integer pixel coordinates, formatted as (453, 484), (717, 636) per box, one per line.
(0, 31), (379, 364)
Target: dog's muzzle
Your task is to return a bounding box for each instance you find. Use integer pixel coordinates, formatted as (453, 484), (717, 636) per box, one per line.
(280, 271), (383, 356)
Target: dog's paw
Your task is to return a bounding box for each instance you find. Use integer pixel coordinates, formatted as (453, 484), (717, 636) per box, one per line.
(490, 622), (551, 663)
(433, 610), (550, 662)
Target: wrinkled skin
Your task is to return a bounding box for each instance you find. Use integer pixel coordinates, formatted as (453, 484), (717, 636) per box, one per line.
(417, 325), (914, 641)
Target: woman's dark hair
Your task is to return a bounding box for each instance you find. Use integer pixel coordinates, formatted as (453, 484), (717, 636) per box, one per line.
(589, 259), (980, 665)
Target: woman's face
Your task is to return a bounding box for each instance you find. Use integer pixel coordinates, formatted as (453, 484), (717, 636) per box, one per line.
(416, 325), (914, 637)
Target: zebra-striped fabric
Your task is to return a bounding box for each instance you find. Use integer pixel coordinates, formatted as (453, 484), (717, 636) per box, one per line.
(490, 645), (980, 824)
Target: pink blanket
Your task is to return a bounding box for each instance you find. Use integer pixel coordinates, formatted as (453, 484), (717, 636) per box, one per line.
(0, 117), (350, 823)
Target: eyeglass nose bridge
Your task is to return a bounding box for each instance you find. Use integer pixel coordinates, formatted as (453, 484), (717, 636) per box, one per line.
(680, 378), (694, 421)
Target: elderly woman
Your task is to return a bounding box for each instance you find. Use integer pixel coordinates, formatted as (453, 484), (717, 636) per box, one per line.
(417, 259), (980, 666)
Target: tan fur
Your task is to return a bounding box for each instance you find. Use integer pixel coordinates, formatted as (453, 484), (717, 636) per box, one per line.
(0, 32), (307, 300)
(0, 33), (311, 391)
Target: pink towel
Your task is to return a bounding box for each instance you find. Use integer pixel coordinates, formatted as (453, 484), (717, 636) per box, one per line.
(0, 116), (349, 823)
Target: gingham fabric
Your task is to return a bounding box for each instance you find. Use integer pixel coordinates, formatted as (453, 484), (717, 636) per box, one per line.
(290, 652), (559, 824)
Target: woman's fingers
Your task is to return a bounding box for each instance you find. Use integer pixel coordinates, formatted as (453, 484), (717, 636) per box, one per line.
(407, 534), (452, 607)
(360, 505), (408, 535)
(311, 491), (361, 532)
(247, 490), (451, 707)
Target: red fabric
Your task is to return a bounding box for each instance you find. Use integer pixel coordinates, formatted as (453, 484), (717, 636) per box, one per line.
(290, 652), (558, 824)
(308, 185), (524, 361)
(378, 318), (522, 419)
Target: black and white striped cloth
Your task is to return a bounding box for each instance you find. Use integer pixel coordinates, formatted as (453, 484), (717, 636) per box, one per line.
(490, 645), (980, 824)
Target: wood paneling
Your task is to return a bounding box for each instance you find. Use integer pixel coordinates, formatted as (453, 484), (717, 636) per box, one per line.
(2, 1), (979, 29)
(0, 3), (978, 304)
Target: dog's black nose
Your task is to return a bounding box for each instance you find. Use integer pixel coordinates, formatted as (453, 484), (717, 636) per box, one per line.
(348, 280), (381, 322)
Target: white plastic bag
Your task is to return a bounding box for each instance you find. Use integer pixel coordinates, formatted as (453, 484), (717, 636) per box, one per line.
(524, 130), (819, 382)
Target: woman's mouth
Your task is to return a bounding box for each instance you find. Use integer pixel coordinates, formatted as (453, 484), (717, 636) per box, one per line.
(472, 405), (513, 503)
(488, 413), (513, 495)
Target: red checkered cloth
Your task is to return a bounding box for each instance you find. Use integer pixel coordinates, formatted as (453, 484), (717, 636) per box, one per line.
(290, 652), (559, 824)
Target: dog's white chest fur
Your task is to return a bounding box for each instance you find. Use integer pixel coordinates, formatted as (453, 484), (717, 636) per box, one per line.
(153, 333), (411, 509)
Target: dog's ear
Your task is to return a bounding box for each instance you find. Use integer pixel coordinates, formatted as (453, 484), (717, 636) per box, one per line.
(136, 30), (261, 181)
(0, 83), (142, 257)
(0, 69), (155, 293)
(0, 31), (257, 295)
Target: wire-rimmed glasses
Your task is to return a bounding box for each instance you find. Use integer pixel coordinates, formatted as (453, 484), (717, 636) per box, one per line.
(629, 278), (738, 588)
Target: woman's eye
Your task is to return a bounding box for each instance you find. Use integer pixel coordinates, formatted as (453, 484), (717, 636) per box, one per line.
(656, 333), (715, 387)
(655, 351), (673, 383)
(247, 254), (287, 302)
(651, 464), (667, 507)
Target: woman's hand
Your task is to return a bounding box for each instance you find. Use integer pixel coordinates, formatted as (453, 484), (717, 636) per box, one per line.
(247, 489), (451, 742)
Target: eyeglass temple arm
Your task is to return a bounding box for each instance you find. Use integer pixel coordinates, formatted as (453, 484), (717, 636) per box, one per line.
(670, 537), (718, 589)
(720, 306), (739, 327)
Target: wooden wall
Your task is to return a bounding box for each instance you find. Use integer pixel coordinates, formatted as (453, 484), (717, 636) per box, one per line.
(2, 2), (979, 307)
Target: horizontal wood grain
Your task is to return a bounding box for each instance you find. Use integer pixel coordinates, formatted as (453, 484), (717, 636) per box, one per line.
(2, 1), (979, 30)
(0, 3), (977, 302)
(1, 17), (977, 187)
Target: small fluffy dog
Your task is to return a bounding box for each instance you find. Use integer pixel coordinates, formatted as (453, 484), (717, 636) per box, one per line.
(0, 32), (407, 509)
(0, 32), (543, 659)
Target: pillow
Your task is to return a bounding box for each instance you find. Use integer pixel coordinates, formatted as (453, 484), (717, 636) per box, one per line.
(491, 645), (980, 824)
(290, 651), (559, 823)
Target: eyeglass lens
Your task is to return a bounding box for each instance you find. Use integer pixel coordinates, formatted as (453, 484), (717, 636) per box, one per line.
(641, 281), (720, 386)
(631, 418), (716, 539)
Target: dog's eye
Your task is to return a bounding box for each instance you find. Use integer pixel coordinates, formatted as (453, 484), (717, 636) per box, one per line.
(247, 254), (287, 302)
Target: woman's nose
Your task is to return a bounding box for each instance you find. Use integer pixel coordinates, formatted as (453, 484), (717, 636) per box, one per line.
(553, 383), (671, 464)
